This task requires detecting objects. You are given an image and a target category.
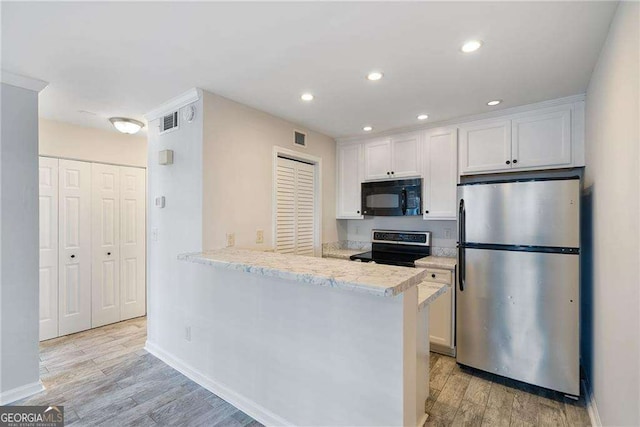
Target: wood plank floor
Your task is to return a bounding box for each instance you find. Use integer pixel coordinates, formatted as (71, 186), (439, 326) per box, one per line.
(14, 317), (262, 427)
(14, 318), (590, 426)
(426, 352), (591, 427)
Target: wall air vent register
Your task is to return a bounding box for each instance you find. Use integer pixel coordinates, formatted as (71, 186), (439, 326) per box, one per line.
(160, 111), (179, 134)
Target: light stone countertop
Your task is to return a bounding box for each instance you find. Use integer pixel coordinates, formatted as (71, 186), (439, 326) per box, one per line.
(415, 256), (457, 271)
(418, 281), (449, 311)
(179, 248), (432, 297)
(322, 247), (364, 260)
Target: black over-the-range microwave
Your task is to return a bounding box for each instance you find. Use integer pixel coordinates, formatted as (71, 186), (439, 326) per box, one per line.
(361, 178), (422, 216)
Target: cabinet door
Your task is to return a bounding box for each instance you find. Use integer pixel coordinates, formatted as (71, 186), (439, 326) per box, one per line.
(91, 163), (120, 327)
(120, 166), (147, 321)
(391, 133), (421, 178)
(459, 119), (511, 174)
(512, 108), (571, 169)
(58, 159), (92, 336)
(423, 128), (457, 220)
(39, 157), (59, 341)
(429, 284), (454, 349)
(336, 144), (364, 219)
(364, 138), (392, 180)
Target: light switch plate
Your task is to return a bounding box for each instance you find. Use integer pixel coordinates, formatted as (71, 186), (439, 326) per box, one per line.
(256, 230), (264, 244)
(159, 149), (174, 165)
(155, 196), (165, 208)
(226, 233), (235, 247)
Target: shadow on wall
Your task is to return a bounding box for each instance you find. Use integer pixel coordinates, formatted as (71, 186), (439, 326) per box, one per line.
(580, 186), (593, 382)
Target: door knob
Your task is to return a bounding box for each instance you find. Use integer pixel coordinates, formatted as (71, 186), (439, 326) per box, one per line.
(512, 159), (518, 164)
(70, 254), (76, 258)
(431, 273), (436, 278)
(506, 160), (511, 165)
(387, 172), (390, 175)
(107, 252), (111, 256)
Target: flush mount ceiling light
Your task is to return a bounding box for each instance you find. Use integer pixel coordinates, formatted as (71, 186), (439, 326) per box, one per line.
(461, 40), (483, 53)
(301, 93), (314, 101)
(417, 114), (429, 120)
(363, 126), (373, 132)
(487, 99), (502, 106)
(109, 117), (144, 134)
(366, 71), (384, 81)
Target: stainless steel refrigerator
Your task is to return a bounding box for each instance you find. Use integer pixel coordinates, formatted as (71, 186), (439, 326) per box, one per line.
(456, 177), (580, 396)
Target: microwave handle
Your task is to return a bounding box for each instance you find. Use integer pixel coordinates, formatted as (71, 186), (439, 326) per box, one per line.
(401, 189), (407, 215)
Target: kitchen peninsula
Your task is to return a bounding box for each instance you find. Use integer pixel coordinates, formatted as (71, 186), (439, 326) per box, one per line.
(152, 248), (446, 426)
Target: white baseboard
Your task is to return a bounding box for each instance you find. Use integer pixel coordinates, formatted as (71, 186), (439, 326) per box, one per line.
(0, 381), (45, 405)
(144, 341), (292, 426)
(582, 378), (602, 427)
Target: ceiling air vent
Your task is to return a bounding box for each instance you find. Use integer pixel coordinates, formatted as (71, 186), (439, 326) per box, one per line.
(160, 111), (179, 134)
(294, 130), (306, 148)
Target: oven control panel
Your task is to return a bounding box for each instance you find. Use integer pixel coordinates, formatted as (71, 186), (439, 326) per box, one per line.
(372, 230), (431, 246)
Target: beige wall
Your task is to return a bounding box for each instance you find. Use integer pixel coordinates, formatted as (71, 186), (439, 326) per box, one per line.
(39, 118), (147, 167)
(584, 2), (639, 425)
(202, 91), (337, 250)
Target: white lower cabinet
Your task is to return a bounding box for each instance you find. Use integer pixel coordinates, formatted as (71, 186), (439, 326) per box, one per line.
(426, 268), (455, 356)
(38, 157), (146, 340)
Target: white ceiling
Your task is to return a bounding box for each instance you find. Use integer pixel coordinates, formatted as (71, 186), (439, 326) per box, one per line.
(2, 2), (617, 138)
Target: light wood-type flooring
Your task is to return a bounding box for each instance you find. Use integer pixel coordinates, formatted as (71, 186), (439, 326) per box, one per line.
(425, 352), (591, 426)
(15, 317), (590, 426)
(14, 317), (261, 426)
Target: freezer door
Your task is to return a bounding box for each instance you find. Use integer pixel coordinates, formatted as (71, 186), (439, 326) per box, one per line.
(456, 248), (579, 395)
(458, 179), (580, 248)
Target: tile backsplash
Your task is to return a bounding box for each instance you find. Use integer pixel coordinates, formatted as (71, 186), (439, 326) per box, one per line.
(340, 217), (457, 249)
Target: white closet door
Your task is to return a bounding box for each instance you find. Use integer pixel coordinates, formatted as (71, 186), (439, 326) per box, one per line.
(91, 163), (120, 327)
(39, 157), (59, 341)
(58, 159), (92, 336)
(295, 162), (315, 256)
(119, 166), (146, 321)
(275, 157), (316, 256)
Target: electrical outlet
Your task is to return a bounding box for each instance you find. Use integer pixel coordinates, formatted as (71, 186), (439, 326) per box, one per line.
(444, 228), (452, 239)
(256, 230), (264, 244)
(185, 326), (191, 342)
(151, 228), (159, 242)
(227, 233), (235, 247)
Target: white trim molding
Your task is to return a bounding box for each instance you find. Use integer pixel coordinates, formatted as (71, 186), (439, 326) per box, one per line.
(144, 341), (292, 426)
(582, 379), (602, 427)
(1, 70), (48, 92)
(0, 381), (45, 405)
(144, 88), (202, 122)
(337, 93), (586, 144)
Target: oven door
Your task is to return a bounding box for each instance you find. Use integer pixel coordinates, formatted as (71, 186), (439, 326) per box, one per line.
(361, 180), (421, 216)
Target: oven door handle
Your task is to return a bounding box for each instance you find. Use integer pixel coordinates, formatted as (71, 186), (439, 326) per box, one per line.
(401, 189), (407, 215)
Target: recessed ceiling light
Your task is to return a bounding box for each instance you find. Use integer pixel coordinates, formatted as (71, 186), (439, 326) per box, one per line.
(461, 40), (483, 53)
(363, 126), (373, 132)
(367, 71), (384, 81)
(109, 117), (144, 134)
(487, 99), (502, 106)
(417, 114), (429, 120)
(301, 93), (314, 101)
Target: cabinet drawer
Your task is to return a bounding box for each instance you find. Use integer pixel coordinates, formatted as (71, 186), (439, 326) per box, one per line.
(423, 268), (452, 285)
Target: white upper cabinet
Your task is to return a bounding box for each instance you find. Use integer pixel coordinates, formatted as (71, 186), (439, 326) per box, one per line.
(459, 119), (512, 174)
(363, 138), (392, 180)
(336, 143), (364, 219)
(511, 107), (571, 169)
(364, 133), (421, 181)
(459, 102), (584, 175)
(390, 132), (421, 178)
(422, 127), (458, 220)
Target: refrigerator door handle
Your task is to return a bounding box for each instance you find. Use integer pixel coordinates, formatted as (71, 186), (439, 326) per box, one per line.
(459, 199), (465, 292)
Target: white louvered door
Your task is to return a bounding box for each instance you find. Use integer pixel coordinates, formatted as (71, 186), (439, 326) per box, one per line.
(119, 166), (146, 321)
(39, 157), (59, 341)
(275, 157), (316, 256)
(91, 163), (121, 327)
(58, 159), (92, 336)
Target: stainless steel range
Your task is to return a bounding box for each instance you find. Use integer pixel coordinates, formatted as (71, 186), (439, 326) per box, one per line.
(350, 230), (431, 267)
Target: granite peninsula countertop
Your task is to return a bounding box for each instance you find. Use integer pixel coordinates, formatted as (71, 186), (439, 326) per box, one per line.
(418, 282), (449, 311)
(179, 248), (432, 297)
